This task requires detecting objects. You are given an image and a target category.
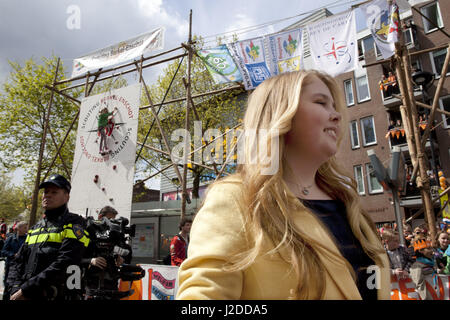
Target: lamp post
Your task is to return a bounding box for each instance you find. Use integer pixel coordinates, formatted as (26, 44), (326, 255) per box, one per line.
(367, 148), (406, 246)
(411, 70), (440, 187)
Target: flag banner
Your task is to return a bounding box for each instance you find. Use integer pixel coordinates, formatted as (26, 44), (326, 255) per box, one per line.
(391, 274), (450, 300)
(119, 264), (179, 300)
(68, 84), (141, 221)
(361, 0), (399, 59)
(266, 28), (304, 75)
(71, 27), (164, 78)
(227, 37), (271, 90)
(197, 45), (243, 84)
(307, 10), (358, 77)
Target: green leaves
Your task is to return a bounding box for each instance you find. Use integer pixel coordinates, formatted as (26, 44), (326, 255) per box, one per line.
(0, 171), (29, 222)
(0, 56), (128, 187)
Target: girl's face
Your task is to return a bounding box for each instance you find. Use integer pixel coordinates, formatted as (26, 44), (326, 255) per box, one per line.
(438, 232), (449, 249)
(286, 75), (341, 164)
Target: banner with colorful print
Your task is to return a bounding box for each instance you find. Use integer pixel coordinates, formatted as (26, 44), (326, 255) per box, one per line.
(439, 189), (450, 220)
(69, 84), (141, 221)
(119, 264), (179, 300)
(227, 37), (271, 90)
(306, 10), (358, 77)
(197, 45), (243, 84)
(361, 0), (399, 59)
(266, 28), (304, 75)
(71, 27), (164, 78)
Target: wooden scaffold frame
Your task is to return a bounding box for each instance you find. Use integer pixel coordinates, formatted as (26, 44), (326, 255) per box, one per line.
(28, 10), (245, 226)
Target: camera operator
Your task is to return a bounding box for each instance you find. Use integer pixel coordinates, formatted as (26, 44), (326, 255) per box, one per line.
(85, 206), (131, 269)
(82, 206), (134, 300)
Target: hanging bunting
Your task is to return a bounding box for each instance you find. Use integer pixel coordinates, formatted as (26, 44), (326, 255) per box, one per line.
(227, 37), (271, 90)
(197, 45), (243, 84)
(266, 28), (304, 75)
(306, 10), (358, 77)
(361, 0), (399, 59)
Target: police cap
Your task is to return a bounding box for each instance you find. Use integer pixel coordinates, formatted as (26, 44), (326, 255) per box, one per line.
(39, 174), (71, 193)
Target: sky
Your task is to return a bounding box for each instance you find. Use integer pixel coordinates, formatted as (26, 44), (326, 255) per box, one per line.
(0, 0), (368, 187)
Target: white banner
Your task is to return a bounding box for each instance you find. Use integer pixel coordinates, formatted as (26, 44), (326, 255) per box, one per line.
(266, 28), (304, 76)
(391, 274), (450, 300)
(307, 10), (358, 77)
(71, 27), (164, 78)
(68, 84), (141, 221)
(361, 0), (399, 59)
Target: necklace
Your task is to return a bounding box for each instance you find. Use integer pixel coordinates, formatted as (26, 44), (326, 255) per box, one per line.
(300, 183), (313, 195)
(286, 180), (314, 196)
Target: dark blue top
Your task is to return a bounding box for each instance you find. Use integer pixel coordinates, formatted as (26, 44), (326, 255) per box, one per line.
(301, 199), (377, 300)
(1, 233), (26, 260)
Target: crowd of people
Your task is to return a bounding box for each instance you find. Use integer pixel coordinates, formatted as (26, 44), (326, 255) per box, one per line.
(379, 221), (450, 300)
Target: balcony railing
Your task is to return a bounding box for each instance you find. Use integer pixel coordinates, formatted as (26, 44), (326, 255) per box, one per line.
(385, 122), (435, 148)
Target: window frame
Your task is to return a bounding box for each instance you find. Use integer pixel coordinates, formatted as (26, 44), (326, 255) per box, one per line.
(360, 116), (377, 146)
(365, 163), (384, 194)
(402, 27), (414, 47)
(355, 74), (371, 103)
(420, 1), (444, 34)
(438, 95), (450, 129)
(354, 164), (365, 195)
(344, 79), (355, 107)
(349, 120), (360, 149)
(430, 48), (450, 78)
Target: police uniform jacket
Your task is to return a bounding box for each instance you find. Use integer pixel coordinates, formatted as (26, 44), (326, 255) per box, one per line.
(7, 204), (90, 299)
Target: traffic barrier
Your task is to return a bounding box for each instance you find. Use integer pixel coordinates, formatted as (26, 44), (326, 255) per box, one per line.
(390, 273), (450, 300)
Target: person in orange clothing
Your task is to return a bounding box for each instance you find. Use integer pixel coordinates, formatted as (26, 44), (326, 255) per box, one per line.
(170, 217), (192, 266)
(439, 170), (448, 190)
(388, 71), (399, 94)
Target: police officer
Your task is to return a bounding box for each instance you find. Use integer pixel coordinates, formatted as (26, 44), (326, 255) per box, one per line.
(7, 174), (90, 300)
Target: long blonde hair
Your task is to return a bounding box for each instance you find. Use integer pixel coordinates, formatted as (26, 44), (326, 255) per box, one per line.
(213, 70), (385, 299)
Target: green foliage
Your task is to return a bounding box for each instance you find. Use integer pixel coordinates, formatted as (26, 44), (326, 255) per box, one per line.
(0, 56), (128, 187)
(0, 171), (29, 222)
(0, 56), (80, 184)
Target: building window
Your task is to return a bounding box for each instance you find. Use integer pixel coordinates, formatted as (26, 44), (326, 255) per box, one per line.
(439, 95), (450, 129)
(420, 1), (443, 33)
(430, 48), (450, 77)
(344, 79), (354, 106)
(366, 163), (383, 194)
(349, 120), (360, 149)
(354, 165), (365, 195)
(410, 58), (422, 73)
(357, 39), (364, 60)
(356, 75), (370, 103)
(360, 116), (377, 146)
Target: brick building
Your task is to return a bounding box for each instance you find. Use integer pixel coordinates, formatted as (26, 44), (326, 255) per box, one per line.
(331, 0), (450, 227)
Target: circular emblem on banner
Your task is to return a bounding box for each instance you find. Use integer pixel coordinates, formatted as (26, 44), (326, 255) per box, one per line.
(368, 7), (398, 45)
(79, 93), (135, 163)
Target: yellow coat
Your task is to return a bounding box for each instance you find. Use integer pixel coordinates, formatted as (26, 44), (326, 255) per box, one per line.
(177, 180), (391, 300)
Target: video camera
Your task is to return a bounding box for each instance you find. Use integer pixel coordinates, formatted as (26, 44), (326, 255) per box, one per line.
(83, 216), (145, 300)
